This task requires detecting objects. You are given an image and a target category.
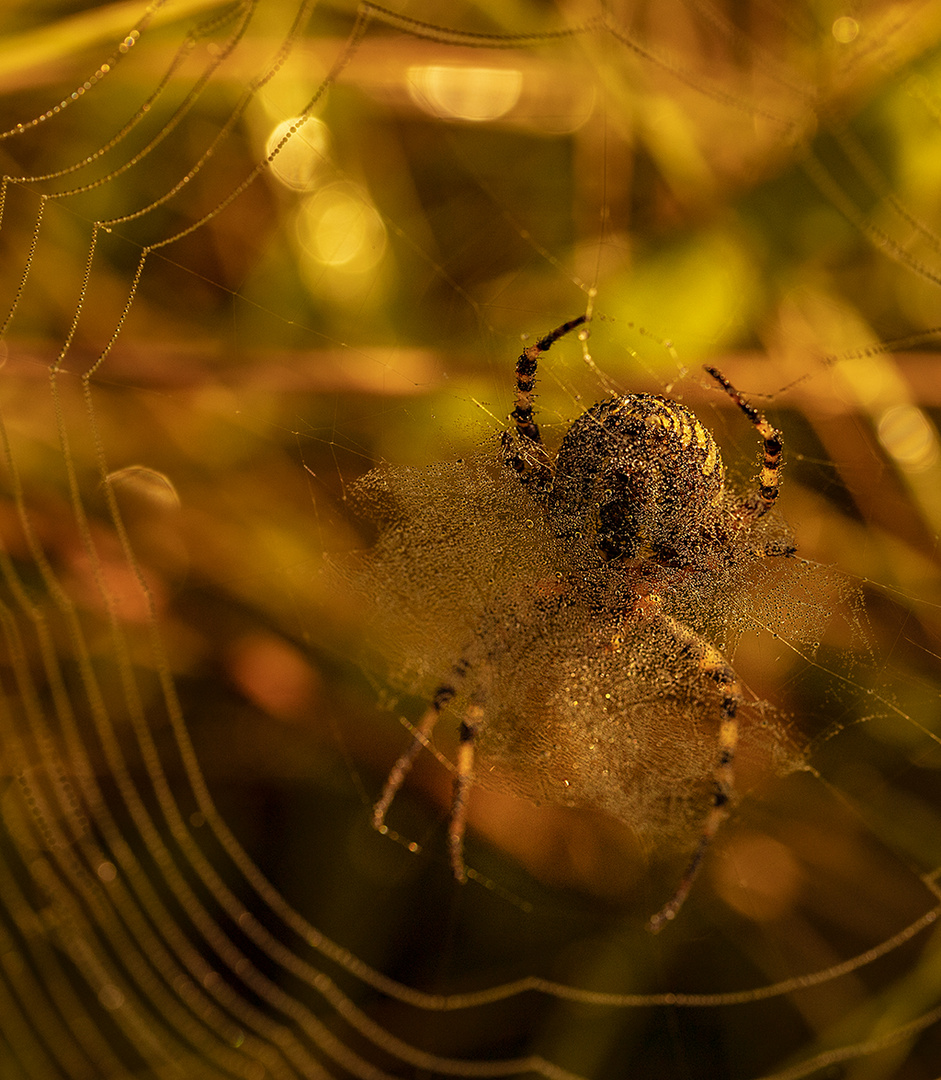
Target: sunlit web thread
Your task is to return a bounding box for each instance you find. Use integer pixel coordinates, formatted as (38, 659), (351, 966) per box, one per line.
(0, 0), (330, 379)
(0, 424), (262, 1073)
(28, 274), (598, 1080)
(0, 13), (538, 1069)
(35, 397), (337, 1073)
(1, 403), (591, 1075)
(359, 0), (803, 138)
(749, 607), (941, 753)
(668, 0), (817, 99)
(0, 192), (45, 342)
(0, 4), (160, 140)
(0, 572), (128, 1073)
(5, 1), (256, 191)
(39, 359), (600, 1077)
(760, 999), (941, 1080)
(601, 14), (800, 128)
(829, 120), (941, 262)
(0, 6), (265, 357)
(0, 2), (491, 1041)
(0, 0), (384, 375)
(359, 0), (806, 137)
(0, 2), (937, 1080)
(0, 0), (825, 368)
(801, 146), (941, 292)
(359, 1), (597, 47)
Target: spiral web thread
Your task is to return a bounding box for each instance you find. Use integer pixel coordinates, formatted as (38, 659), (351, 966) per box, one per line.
(0, 3), (939, 1079)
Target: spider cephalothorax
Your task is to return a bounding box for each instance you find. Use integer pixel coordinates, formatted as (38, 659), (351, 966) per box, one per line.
(372, 314), (789, 931)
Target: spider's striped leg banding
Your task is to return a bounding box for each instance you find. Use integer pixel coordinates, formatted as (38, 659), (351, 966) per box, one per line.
(372, 659), (469, 833)
(647, 617), (742, 933)
(503, 315), (588, 491)
(705, 366), (783, 518)
(448, 704), (483, 883)
(511, 314), (588, 445)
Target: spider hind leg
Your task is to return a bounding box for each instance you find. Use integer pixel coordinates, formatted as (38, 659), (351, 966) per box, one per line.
(372, 662), (482, 883)
(647, 616), (742, 933)
(449, 707), (482, 882)
(372, 661), (467, 832)
(371, 694), (448, 834)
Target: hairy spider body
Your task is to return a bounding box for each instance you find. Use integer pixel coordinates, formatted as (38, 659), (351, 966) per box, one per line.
(372, 315), (789, 931)
(547, 395), (727, 567)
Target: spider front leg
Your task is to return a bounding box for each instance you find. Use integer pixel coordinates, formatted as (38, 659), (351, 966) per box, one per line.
(511, 315), (588, 445)
(705, 366), (783, 518)
(502, 315), (588, 493)
(644, 608), (742, 933)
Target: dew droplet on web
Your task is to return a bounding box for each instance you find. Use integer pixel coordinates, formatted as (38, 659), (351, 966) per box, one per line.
(106, 465), (180, 509)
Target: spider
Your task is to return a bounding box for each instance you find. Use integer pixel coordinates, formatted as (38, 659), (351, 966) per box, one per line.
(371, 315), (791, 931)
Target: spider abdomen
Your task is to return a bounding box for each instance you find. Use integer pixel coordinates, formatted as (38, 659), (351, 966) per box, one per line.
(549, 394), (726, 565)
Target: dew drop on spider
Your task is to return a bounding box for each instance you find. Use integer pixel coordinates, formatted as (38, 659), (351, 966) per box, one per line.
(340, 316), (834, 929)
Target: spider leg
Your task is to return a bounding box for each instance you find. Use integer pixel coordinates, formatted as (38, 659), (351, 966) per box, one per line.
(372, 662), (468, 834)
(645, 610), (742, 933)
(504, 315), (588, 491)
(705, 366), (783, 518)
(448, 705), (483, 882)
(511, 314), (588, 445)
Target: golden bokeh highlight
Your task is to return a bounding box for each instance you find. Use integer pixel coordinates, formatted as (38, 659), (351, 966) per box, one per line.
(407, 64), (523, 121)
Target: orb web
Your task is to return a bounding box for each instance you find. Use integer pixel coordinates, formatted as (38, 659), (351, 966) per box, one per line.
(0, 2), (939, 1080)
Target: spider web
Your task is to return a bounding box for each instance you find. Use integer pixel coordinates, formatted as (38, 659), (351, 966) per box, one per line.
(0, 2), (940, 1079)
